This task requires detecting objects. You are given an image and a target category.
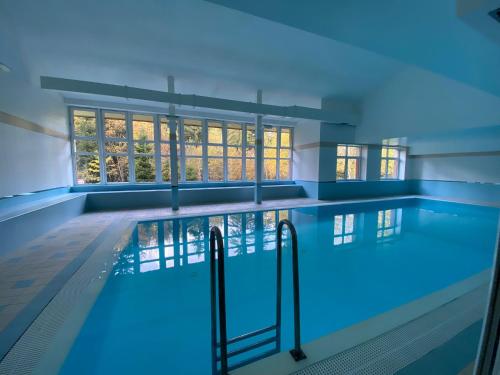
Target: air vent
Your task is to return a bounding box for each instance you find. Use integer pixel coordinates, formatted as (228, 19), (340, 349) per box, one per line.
(489, 7), (500, 23)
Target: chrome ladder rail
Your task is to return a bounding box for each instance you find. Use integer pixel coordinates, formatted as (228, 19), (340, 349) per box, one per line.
(210, 220), (306, 375)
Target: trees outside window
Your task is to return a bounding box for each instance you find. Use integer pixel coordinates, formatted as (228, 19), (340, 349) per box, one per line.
(133, 114), (156, 183)
(73, 109), (100, 184)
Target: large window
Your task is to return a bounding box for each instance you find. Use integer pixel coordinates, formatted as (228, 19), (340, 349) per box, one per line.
(336, 144), (361, 180)
(380, 146), (401, 179)
(71, 108), (293, 185)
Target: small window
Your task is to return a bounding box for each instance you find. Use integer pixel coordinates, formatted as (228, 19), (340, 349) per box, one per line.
(380, 146), (400, 179)
(336, 144), (361, 180)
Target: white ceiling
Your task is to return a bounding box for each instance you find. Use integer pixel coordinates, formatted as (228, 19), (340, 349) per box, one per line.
(0, 0), (405, 108)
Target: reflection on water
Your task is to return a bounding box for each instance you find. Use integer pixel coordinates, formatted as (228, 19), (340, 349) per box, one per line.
(115, 209), (291, 276)
(333, 213), (356, 246)
(377, 209), (402, 241)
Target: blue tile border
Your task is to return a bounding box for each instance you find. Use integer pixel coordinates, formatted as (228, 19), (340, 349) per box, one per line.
(0, 220), (124, 361)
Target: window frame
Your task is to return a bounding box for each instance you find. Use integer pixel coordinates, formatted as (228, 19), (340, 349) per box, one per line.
(380, 146), (402, 180)
(69, 106), (294, 185)
(336, 144), (362, 181)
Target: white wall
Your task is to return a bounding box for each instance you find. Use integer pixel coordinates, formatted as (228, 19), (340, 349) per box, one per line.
(358, 66), (500, 183)
(293, 119), (320, 182)
(0, 13), (72, 197)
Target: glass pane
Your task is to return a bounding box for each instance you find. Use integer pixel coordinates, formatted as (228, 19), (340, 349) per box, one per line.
(381, 147), (387, 158)
(387, 159), (399, 178)
(106, 156), (129, 182)
(227, 124), (242, 146)
(183, 119), (203, 143)
(185, 158), (203, 181)
(347, 146), (360, 157)
(134, 141), (154, 155)
(347, 158), (358, 180)
(161, 157), (170, 182)
(227, 146), (242, 157)
(75, 139), (98, 153)
(105, 141), (128, 154)
(280, 149), (290, 158)
(380, 159), (387, 177)
(160, 143), (170, 155)
(246, 147), (256, 158)
(76, 155), (100, 184)
(336, 158), (346, 179)
(264, 159), (277, 180)
(104, 112), (126, 138)
(135, 156), (156, 182)
(279, 160), (290, 179)
(264, 128), (277, 147)
(208, 158), (224, 181)
(73, 110), (97, 137)
(208, 146), (223, 157)
(264, 148), (277, 158)
(246, 126), (256, 145)
(334, 215), (343, 235)
(281, 128), (291, 147)
(246, 159), (255, 180)
(228, 159), (242, 181)
(337, 145), (346, 156)
(388, 148), (399, 158)
(208, 122), (223, 144)
(185, 145), (203, 156)
(133, 115), (155, 141)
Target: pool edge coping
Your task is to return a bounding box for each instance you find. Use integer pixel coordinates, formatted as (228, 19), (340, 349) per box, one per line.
(232, 269), (491, 375)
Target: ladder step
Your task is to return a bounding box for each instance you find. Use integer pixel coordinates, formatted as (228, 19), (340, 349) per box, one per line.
(227, 348), (280, 372)
(217, 337), (276, 360)
(217, 325), (277, 347)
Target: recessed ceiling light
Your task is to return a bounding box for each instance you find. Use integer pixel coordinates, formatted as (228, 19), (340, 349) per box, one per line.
(0, 63), (11, 73)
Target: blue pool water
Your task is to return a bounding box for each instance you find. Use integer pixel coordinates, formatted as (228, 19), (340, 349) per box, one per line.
(61, 198), (499, 374)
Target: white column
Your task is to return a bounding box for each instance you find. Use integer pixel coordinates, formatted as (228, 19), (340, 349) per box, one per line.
(167, 76), (180, 210)
(254, 89), (263, 204)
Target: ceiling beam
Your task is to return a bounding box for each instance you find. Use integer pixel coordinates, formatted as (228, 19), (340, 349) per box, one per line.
(40, 76), (359, 125)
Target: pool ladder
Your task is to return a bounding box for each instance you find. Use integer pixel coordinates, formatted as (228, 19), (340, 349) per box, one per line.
(210, 219), (306, 375)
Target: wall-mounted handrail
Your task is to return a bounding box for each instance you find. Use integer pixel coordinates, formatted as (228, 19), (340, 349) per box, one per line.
(276, 219), (307, 361)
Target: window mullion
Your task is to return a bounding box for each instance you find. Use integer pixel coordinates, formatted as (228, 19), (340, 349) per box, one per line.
(153, 114), (162, 184)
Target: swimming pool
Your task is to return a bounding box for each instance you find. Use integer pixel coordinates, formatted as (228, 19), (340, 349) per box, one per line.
(60, 198), (499, 374)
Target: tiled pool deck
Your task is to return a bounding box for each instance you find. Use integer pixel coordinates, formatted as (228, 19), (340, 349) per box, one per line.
(0, 195), (498, 366)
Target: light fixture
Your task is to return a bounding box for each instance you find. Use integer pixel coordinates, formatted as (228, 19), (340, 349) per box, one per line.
(0, 63), (11, 73)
